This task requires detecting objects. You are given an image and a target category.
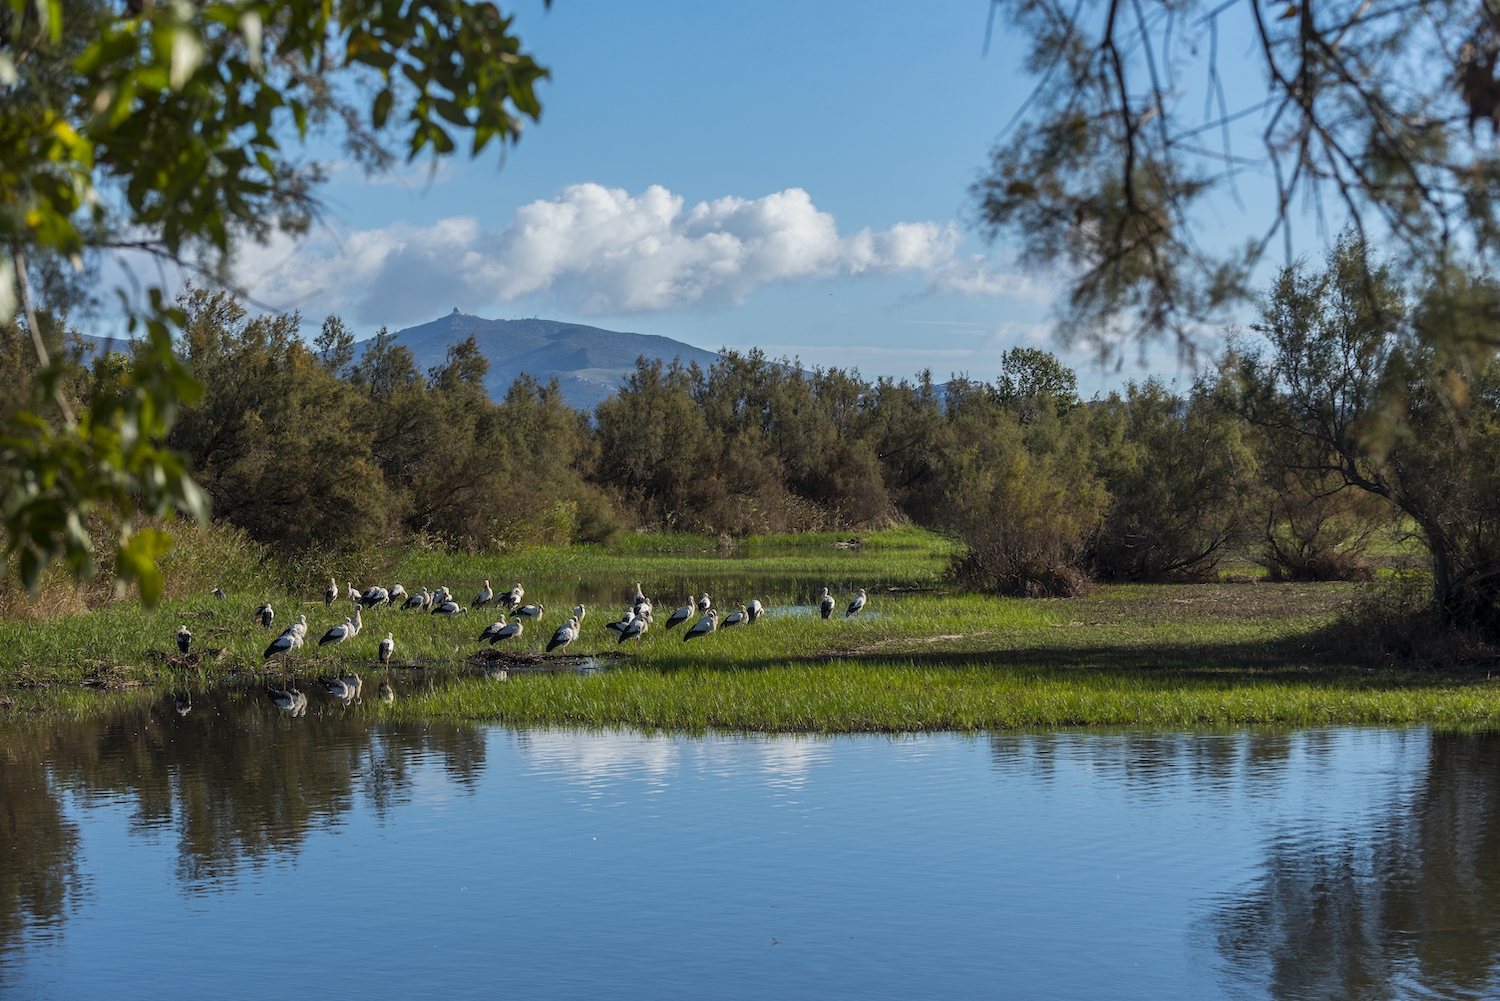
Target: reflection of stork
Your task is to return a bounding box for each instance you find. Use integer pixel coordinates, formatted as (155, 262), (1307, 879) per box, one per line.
(819, 587), (835, 620)
(846, 588), (867, 617)
(378, 681), (395, 704)
(268, 686), (307, 716)
(174, 692), (191, 716)
(747, 599), (764, 623)
(684, 609), (718, 641)
(176, 625), (192, 655)
(548, 617), (579, 653)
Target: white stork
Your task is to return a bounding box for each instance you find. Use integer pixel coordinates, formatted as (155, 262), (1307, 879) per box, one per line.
(516, 602), (545, 620)
(696, 592), (712, 614)
(253, 602), (275, 629)
(212, 587), (226, 601)
(379, 633), (395, 667)
(431, 600), (466, 617)
(318, 617), (355, 648)
(388, 584), (408, 603)
(572, 603), (586, 624)
(846, 588), (867, 617)
(325, 577), (339, 607)
(403, 587), (430, 610)
(489, 619), (523, 645)
(683, 609), (718, 641)
(473, 580), (494, 608)
(632, 583), (647, 608)
(665, 598), (694, 630)
(547, 617), (579, 653)
(819, 587), (835, 620)
(747, 599), (764, 623)
(477, 617), (509, 643)
(721, 605), (747, 629)
(500, 583), (524, 611)
(264, 625), (304, 665)
(618, 612), (648, 646)
(176, 625), (192, 655)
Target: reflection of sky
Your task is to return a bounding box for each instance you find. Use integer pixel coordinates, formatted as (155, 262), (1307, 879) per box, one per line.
(5, 727), (1455, 1000)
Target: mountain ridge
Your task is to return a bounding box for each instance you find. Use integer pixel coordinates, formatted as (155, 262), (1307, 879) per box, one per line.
(383, 310), (721, 409)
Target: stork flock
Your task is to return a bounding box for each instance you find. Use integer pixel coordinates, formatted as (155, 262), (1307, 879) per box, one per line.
(178, 576), (871, 714)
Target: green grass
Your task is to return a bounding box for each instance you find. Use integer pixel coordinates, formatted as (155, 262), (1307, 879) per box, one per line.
(392, 526), (956, 588)
(5, 528), (1500, 732)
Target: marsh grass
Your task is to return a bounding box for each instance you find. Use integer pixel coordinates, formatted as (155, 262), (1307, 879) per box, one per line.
(4, 526), (1498, 732)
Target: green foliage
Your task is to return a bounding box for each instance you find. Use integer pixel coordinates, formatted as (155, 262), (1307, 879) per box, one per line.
(1, 0), (547, 604)
(1088, 378), (1257, 581)
(1237, 238), (1500, 631)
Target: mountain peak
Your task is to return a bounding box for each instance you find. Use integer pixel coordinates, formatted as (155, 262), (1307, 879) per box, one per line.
(377, 312), (719, 410)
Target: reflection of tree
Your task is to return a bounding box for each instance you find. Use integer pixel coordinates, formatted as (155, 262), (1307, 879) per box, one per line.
(0, 723), (83, 974)
(1213, 732), (1500, 1000)
(0, 685), (489, 956)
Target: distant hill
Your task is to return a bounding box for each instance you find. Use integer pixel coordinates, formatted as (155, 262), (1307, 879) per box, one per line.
(379, 310), (721, 410)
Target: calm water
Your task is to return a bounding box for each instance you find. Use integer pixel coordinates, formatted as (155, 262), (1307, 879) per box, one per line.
(4, 695), (1499, 999)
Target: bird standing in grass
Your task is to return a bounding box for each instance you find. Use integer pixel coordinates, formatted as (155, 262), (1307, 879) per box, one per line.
(379, 633), (395, 667)
(473, 580), (494, 608)
(548, 617), (579, 653)
(254, 603), (275, 629)
(499, 583), (524, 611)
(722, 605), (747, 628)
(319, 617), (355, 648)
(684, 609), (717, 641)
(619, 612), (648, 646)
(347, 580), (360, 603)
(264, 624), (304, 665)
(819, 587), (835, 620)
(325, 578), (339, 607)
(176, 625), (192, 655)
(696, 592), (712, 614)
(388, 584), (407, 604)
(665, 598), (694, 630)
(432, 599), (466, 616)
(478, 617), (510, 643)
(606, 610), (633, 636)
(212, 587), (226, 601)
(846, 588), (867, 617)
(573, 603), (586, 624)
(747, 599), (764, 623)
(404, 587), (430, 611)
(516, 602), (545, 620)
(489, 619), (523, 645)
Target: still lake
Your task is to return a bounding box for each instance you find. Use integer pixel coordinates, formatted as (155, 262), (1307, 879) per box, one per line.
(4, 692), (1498, 999)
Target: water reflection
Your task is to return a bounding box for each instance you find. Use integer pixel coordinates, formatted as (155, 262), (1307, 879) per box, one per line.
(1210, 731), (1500, 1000)
(11, 713), (1500, 998)
(0, 684), (486, 964)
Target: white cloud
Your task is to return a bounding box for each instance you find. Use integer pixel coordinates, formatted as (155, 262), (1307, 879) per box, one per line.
(925, 254), (1042, 298)
(237, 183), (1032, 324)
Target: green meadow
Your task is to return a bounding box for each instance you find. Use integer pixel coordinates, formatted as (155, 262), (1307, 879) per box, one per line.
(4, 527), (1498, 731)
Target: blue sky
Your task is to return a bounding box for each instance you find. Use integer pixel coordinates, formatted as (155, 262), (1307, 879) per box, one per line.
(232, 0), (1237, 394)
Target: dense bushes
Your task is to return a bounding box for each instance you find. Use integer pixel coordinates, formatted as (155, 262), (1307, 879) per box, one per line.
(61, 274), (1488, 615)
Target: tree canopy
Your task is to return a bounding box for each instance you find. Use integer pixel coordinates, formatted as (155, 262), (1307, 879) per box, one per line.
(0, 0), (547, 601)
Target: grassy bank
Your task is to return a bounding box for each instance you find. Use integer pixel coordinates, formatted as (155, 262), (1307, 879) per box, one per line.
(5, 526), (1498, 732)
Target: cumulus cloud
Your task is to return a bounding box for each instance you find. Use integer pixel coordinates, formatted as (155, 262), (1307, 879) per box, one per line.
(239, 183), (1029, 324)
